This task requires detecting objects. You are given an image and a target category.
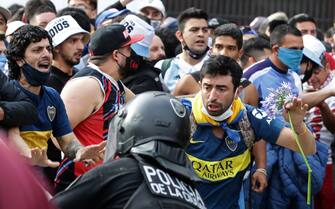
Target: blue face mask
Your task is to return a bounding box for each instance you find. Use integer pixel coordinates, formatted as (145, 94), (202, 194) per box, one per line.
(278, 47), (303, 74)
(22, 63), (50, 86)
(0, 55), (7, 72)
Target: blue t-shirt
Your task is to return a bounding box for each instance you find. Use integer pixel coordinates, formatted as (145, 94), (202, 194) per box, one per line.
(243, 58), (272, 80)
(17, 84), (72, 149)
(249, 61), (302, 106)
(187, 105), (284, 209)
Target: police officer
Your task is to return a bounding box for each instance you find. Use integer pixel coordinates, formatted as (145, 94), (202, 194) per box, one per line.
(52, 91), (206, 209)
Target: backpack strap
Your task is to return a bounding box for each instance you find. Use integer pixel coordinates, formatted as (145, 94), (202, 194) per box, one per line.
(238, 109), (256, 150)
(160, 58), (173, 79)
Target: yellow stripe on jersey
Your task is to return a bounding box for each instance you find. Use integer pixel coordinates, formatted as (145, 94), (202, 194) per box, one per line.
(187, 149), (251, 182)
(20, 130), (53, 149)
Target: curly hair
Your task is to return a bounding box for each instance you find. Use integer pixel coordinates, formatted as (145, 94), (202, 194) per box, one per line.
(6, 25), (53, 80)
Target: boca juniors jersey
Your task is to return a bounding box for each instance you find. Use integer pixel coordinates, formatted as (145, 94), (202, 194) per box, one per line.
(186, 105), (284, 209)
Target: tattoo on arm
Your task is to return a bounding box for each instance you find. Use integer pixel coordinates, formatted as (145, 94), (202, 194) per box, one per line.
(63, 140), (83, 159)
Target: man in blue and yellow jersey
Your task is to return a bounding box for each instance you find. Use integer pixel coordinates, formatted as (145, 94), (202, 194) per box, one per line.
(185, 55), (316, 209)
(6, 25), (105, 181)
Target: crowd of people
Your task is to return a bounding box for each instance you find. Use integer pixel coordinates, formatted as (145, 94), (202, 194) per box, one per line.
(0, 0), (334, 209)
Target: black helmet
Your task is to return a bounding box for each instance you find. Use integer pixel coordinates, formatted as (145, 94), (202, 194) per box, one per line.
(105, 91), (190, 160)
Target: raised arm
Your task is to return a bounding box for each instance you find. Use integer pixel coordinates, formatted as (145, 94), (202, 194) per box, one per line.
(276, 98), (316, 155)
(301, 87), (335, 109)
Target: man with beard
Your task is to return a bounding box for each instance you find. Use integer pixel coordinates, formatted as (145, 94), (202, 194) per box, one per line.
(148, 34), (166, 64)
(155, 7), (210, 93)
(54, 24), (141, 192)
(6, 25), (106, 186)
(185, 55), (316, 209)
(46, 15), (89, 93)
(43, 15), (90, 188)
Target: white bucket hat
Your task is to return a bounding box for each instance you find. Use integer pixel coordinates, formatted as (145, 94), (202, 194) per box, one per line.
(302, 34), (326, 67)
(45, 15), (90, 47)
(120, 14), (154, 58)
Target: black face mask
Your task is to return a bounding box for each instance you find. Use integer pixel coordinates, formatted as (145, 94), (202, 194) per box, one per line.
(302, 61), (318, 83)
(183, 44), (209, 60)
(22, 63), (50, 86)
(118, 49), (143, 75)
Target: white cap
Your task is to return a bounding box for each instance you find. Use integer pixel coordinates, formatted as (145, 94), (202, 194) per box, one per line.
(138, 0), (166, 17)
(302, 34), (326, 67)
(45, 15), (90, 47)
(5, 21), (26, 37)
(120, 14), (154, 58)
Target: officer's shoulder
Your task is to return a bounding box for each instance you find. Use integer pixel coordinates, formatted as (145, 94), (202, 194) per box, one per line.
(102, 157), (139, 172)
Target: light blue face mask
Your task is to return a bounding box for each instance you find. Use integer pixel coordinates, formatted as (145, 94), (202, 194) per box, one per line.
(278, 47), (303, 74)
(0, 55), (7, 72)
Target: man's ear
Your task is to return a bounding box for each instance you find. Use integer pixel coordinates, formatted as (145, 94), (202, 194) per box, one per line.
(237, 49), (243, 59)
(111, 50), (120, 61)
(248, 55), (256, 64)
(272, 45), (279, 56)
(21, 13), (27, 23)
(175, 30), (184, 43)
(16, 59), (25, 67)
(234, 85), (243, 99)
(53, 46), (60, 54)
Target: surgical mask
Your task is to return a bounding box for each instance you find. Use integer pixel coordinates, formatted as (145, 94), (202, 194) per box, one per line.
(278, 47), (303, 74)
(183, 44), (209, 60)
(22, 63), (50, 86)
(0, 55), (7, 72)
(150, 20), (161, 30)
(201, 103), (233, 122)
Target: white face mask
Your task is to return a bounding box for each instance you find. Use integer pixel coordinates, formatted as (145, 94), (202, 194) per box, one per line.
(201, 103), (233, 122)
(150, 20), (161, 29)
(201, 88), (239, 122)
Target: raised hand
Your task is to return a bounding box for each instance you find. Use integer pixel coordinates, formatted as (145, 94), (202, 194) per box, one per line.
(74, 141), (106, 164)
(283, 97), (309, 132)
(29, 148), (60, 168)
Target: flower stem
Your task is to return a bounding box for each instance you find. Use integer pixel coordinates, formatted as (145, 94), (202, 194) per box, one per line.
(288, 111), (312, 205)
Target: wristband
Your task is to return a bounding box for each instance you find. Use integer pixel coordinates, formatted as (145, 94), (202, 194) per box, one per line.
(296, 124), (307, 136)
(255, 168), (267, 176)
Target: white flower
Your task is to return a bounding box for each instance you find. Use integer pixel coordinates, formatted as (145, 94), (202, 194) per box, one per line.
(261, 82), (294, 119)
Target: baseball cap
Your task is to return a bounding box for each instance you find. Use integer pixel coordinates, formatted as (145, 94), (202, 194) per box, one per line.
(0, 6), (11, 22)
(89, 24), (144, 56)
(120, 14), (154, 58)
(5, 21), (26, 37)
(95, 8), (129, 28)
(249, 16), (266, 31)
(302, 34), (326, 67)
(138, 0), (166, 17)
(45, 15), (90, 47)
(208, 17), (229, 29)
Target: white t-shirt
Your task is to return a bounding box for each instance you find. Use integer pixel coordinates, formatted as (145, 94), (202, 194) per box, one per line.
(155, 53), (209, 92)
(305, 73), (335, 164)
